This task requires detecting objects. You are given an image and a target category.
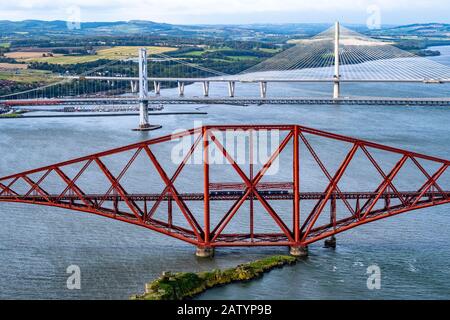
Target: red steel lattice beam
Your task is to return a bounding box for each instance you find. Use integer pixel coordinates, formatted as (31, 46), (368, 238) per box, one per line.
(0, 124), (449, 250)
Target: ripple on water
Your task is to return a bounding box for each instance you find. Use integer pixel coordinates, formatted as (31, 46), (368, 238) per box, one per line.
(1, 71), (450, 299)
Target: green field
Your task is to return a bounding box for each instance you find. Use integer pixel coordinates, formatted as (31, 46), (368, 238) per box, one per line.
(16, 46), (177, 65)
(0, 42), (10, 48)
(184, 50), (205, 57)
(0, 69), (53, 83)
(183, 47), (231, 57)
(227, 55), (259, 61)
(259, 47), (281, 53)
(183, 47), (270, 62)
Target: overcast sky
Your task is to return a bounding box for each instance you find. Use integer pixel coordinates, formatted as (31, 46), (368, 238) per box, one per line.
(1, 0), (449, 25)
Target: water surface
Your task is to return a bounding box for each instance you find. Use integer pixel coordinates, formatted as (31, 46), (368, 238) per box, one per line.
(0, 47), (449, 300)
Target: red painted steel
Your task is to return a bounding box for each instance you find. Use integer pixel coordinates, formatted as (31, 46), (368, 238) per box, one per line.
(0, 125), (449, 249)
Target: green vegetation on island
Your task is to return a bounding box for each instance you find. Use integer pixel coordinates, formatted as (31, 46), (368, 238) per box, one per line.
(0, 110), (27, 118)
(131, 255), (298, 300)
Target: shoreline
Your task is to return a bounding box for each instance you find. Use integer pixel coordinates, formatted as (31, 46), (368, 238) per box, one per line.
(131, 255), (299, 301)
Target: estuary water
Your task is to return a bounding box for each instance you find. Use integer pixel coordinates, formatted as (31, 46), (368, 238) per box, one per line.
(0, 47), (449, 300)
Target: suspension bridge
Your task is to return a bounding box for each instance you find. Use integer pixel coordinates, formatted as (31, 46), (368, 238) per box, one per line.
(0, 125), (448, 257)
(2, 23), (450, 130)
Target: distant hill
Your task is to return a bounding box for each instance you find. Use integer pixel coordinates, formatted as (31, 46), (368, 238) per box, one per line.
(0, 20), (178, 36)
(0, 20), (342, 40)
(370, 23), (450, 37)
(1, 20), (450, 42)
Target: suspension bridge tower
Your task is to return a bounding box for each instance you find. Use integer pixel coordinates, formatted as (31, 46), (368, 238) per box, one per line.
(333, 21), (340, 100)
(133, 48), (161, 132)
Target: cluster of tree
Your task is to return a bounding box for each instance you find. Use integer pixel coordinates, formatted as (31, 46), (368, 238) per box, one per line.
(222, 40), (279, 51)
(0, 56), (19, 63)
(393, 38), (450, 52)
(28, 51), (262, 77)
(9, 34), (283, 51)
(51, 45), (95, 55)
(169, 47), (204, 55)
(0, 43), (11, 57)
(10, 35), (211, 49)
(201, 59), (258, 75)
(28, 59), (122, 75)
(202, 49), (272, 60)
(0, 80), (45, 96)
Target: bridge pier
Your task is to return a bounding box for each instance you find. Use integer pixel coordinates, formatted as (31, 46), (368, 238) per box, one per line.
(134, 48), (161, 132)
(196, 247), (215, 258)
(228, 81), (236, 97)
(203, 81), (210, 97)
(289, 246), (308, 258)
(325, 196), (337, 249)
(324, 236), (337, 249)
(154, 81), (161, 95)
(260, 81), (267, 98)
(333, 80), (340, 100)
(178, 81), (185, 97)
(130, 80), (138, 94)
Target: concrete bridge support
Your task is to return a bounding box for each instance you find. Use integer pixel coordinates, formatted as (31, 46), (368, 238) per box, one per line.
(134, 48), (161, 131)
(130, 80), (138, 94)
(290, 246), (308, 258)
(333, 80), (340, 100)
(325, 196), (337, 249)
(153, 81), (161, 95)
(196, 247), (215, 258)
(138, 102), (151, 130)
(260, 81), (268, 98)
(324, 236), (337, 249)
(178, 81), (185, 97)
(228, 81), (236, 97)
(203, 81), (210, 97)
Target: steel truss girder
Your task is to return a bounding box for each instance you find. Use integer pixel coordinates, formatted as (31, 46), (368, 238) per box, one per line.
(0, 125), (449, 248)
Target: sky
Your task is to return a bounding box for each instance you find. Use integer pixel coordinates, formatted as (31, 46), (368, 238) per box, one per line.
(0, 0), (450, 25)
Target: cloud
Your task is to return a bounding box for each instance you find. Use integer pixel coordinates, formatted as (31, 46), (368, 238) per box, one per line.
(0, 0), (449, 23)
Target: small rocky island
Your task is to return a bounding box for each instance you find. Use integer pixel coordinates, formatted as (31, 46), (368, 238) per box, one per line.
(131, 255), (299, 300)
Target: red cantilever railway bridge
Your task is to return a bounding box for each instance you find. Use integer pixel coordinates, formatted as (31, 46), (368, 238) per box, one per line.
(0, 125), (449, 257)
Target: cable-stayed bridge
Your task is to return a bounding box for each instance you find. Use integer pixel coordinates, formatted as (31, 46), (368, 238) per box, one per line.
(2, 22), (450, 130)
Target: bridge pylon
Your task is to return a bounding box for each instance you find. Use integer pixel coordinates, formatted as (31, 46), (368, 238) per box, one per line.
(134, 48), (161, 132)
(333, 21), (340, 100)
